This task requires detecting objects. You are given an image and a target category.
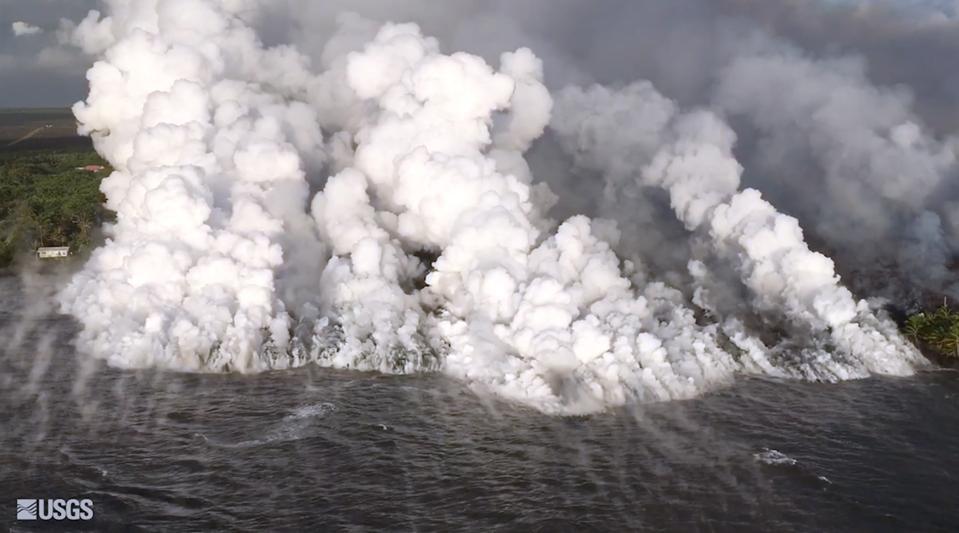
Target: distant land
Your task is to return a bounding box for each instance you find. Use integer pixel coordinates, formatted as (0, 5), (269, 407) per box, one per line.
(0, 108), (107, 268)
(0, 108), (92, 152)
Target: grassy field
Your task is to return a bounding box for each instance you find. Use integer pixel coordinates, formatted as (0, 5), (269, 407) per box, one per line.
(0, 109), (109, 268)
(0, 108), (92, 151)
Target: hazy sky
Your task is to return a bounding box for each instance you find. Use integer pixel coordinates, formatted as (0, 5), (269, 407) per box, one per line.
(0, 0), (957, 115)
(0, 0), (97, 107)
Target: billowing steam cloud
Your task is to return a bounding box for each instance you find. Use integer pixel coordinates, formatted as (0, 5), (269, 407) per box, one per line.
(58, 0), (933, 414)
(300, 23), (743, 412)
(553, 82), (924, 381)
(59, 0), (327, 371)
(713, 38), (959, 299)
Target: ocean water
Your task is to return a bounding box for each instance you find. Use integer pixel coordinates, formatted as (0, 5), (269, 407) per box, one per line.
(1, 273), (958, 532)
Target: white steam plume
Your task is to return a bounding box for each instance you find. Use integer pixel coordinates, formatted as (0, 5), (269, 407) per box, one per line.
(713, 41), (959, 296)
(60, 1), (929, 414)
(60, 0), (327, 371)
(299, 23), (740, 413)
(553, 81), (927, 379)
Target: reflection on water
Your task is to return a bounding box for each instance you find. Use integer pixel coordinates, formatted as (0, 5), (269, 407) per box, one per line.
(1, 274), (958, 531)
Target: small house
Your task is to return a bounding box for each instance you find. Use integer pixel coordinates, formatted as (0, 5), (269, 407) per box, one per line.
(37, 246), (70, 259)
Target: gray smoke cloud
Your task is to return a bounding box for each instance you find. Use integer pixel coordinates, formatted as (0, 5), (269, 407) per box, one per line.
(247, 0), (959, 303)
(718, 0), (959, 134)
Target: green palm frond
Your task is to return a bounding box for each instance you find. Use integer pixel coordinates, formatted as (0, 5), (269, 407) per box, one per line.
(905, 301), (959, 359)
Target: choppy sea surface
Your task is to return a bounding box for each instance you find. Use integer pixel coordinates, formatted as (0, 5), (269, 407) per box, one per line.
(1, 273), (957, 532)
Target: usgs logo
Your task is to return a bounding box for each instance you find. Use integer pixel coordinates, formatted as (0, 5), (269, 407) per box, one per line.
(16, 499), (94, 521)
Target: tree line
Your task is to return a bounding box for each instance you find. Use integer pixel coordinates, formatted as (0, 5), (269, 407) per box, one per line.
(0, 148), (111, 267)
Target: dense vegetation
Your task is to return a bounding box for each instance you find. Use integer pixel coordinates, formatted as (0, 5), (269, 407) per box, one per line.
(0, 148), (111, 268)
(905, 301), (959, 360)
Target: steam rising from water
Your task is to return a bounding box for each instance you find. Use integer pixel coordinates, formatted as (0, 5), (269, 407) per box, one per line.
(57, 0), (937, 414)
(713, 39), (959, 299)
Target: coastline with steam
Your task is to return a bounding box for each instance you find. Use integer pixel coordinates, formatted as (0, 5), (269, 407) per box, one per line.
(5, 2), (959, 530)
(32, 0), (955, 414)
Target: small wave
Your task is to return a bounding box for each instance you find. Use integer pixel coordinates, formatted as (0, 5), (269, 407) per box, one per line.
(285, 403), (336, 420)
(199, 403), (336, 449)
(754, 448), (797, 466)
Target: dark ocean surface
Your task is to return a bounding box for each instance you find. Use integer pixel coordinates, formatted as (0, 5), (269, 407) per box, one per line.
(1, 273), (957, 532)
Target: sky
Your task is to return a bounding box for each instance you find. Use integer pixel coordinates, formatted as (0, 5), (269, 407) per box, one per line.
(0, 0), (97, 107)
(828, 0), (959, 18)
(0, 0), (957, 118)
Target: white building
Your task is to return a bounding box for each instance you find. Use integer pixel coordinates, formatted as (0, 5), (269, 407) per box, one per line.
(37, 246), (69, 259)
